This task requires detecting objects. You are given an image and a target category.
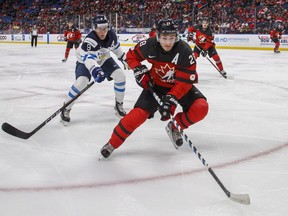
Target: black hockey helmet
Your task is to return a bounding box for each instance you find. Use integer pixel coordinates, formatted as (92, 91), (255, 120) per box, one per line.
(93, 15), (109, 28)
(201, 17), (210, 24)
(156, 18), (179, 41)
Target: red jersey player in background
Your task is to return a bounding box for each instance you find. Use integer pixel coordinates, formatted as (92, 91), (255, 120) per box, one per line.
(62, 21), (82, 62)
(270, 22), (283, 53)
(148, 23), (157, 38)
(188, 18), (227, 78)
(100, 18), (209, 158)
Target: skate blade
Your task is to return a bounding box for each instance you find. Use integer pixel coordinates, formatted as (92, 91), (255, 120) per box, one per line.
(165, 125), (179, 150)
(60, 119), (69, 126)
(114, 109), (126, 119)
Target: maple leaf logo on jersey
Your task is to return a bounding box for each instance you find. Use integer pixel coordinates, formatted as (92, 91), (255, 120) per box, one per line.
(155, 64), (175, 83)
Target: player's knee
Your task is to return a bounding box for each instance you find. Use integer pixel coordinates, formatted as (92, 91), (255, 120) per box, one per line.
(74, 76), (89, 90)
(186, 98), (209, 124)
(110, 68), (126, 83)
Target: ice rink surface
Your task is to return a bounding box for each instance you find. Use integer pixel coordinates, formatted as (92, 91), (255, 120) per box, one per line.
(0, 43), (288, 216)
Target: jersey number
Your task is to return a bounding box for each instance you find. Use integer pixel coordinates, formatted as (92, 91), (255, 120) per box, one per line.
(189, 54), (196, 65)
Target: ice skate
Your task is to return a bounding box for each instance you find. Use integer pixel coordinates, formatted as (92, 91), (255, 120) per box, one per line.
(100, 142), (115, 159)
(114, 101), (126, 117)
(165, 121), (183, 150)
(274, 50), (280, 53)
(62, 58), (67, 62)
(60, 108), (71, 126)
(220, 70), (227, 78)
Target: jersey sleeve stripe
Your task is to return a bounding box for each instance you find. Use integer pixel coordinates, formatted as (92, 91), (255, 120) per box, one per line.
(175, 77), (194, 84)
(134, 49), (145, 61)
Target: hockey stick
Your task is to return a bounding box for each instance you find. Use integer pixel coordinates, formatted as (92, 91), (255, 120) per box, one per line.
(148, 84), (250, 205)
(119, 38), (129, 42)
(194, 44), (227, 79)
(2, 82), (95, 139)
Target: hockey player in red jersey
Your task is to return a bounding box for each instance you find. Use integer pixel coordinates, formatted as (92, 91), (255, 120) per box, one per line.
(148, 23), (157, 38)
(100, 18), (209, 158)
(270, 23), (282, 53)
(188, 18), (227, 78)
(62, 21), (82, 62)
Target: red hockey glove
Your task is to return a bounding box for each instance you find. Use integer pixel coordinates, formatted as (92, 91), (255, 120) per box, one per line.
(133, 65), (151, 89)
(159, 94), (178, 121)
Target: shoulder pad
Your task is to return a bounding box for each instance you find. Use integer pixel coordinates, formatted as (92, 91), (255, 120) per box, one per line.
(84, 37), (98, 48)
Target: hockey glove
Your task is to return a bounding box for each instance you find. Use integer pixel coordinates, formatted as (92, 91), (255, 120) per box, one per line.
(118, 53), (130, 70)
(201, 49), (208, 57)
(159, 94), (178, 121)
(91, 66), (105, 83)
(64, 36), (68, 42)
(133, 65), (151, 89)
(75, 39), (82, 48)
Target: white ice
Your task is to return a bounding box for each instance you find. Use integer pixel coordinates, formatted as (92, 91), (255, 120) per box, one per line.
(0, 43), (288, 216)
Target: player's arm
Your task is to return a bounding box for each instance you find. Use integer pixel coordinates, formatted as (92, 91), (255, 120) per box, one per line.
(167, 47), (196, 99)
(79, 37), (100, 71)
(110, 32), (129, 69)
(126, 41), (147, 69)
(203, 32), (214, 50)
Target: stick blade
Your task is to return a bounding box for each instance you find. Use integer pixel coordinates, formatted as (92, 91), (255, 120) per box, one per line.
(2, 122), (31, 139)
(230, 193), (250, 205)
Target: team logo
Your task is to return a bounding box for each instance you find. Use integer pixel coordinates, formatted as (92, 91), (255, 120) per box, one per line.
(155, 64), (175, 83)
(67, 32), (75, 39)
(57, 35), (66, 41)
(132, 34), (147, 43)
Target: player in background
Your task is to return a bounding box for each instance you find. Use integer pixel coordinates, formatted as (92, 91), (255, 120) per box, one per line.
(270, 22), (283, 53)
(148, 23), (157, 38)
(60, 15), (129, 125)
(62, 21), (82, 62)
(188, 18), (227, 77)
(100, 18), (209, 158)
(30, 24), (38, 47)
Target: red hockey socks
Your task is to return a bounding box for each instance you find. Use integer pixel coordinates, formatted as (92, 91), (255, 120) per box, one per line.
(212, 54), (224, 71)
(174, 98), (208, 129)
(109, 108), (150, 148)
(65, 47), (70, 58)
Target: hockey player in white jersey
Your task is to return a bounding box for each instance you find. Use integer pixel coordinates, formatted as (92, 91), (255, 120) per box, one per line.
(60, 15), (129, 125)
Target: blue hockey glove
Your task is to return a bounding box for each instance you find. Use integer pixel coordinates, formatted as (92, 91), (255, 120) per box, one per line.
(91, 66), (105, 83)
(133, 65), (151, 89)
(118, 52), (129, 70)
(159, 95), (178, 121)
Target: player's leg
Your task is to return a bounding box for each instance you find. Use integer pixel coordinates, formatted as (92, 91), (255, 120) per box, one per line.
(60, 62), (91, 125)
(101, 58), (127, 117)
(167, 86), (208, 149)
(101, 89), (159, 158)
(62, 41), (73, 62)
(209, 47), (226, 76)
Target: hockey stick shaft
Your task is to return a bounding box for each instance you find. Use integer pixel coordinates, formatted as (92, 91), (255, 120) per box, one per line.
(2, 81), (95, 139)
(148, 84), (250, 205)
(194, 44), (227, 79)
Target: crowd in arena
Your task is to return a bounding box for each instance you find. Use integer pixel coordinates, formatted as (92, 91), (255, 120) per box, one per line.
(0, 0), (287, 34)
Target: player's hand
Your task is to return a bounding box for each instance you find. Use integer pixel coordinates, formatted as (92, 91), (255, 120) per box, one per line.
(159, 94), (178, 121)
(74, 39), (82, 48)
(201, 49), (207, 57)
(91, 66), (105, 83)
(118, 53), (130, 70)
(133, 65), (151, 89)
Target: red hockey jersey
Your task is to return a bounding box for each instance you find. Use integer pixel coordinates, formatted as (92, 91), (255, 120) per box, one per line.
(64, 26), (82, 42)
(126, 37), (198, 100)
